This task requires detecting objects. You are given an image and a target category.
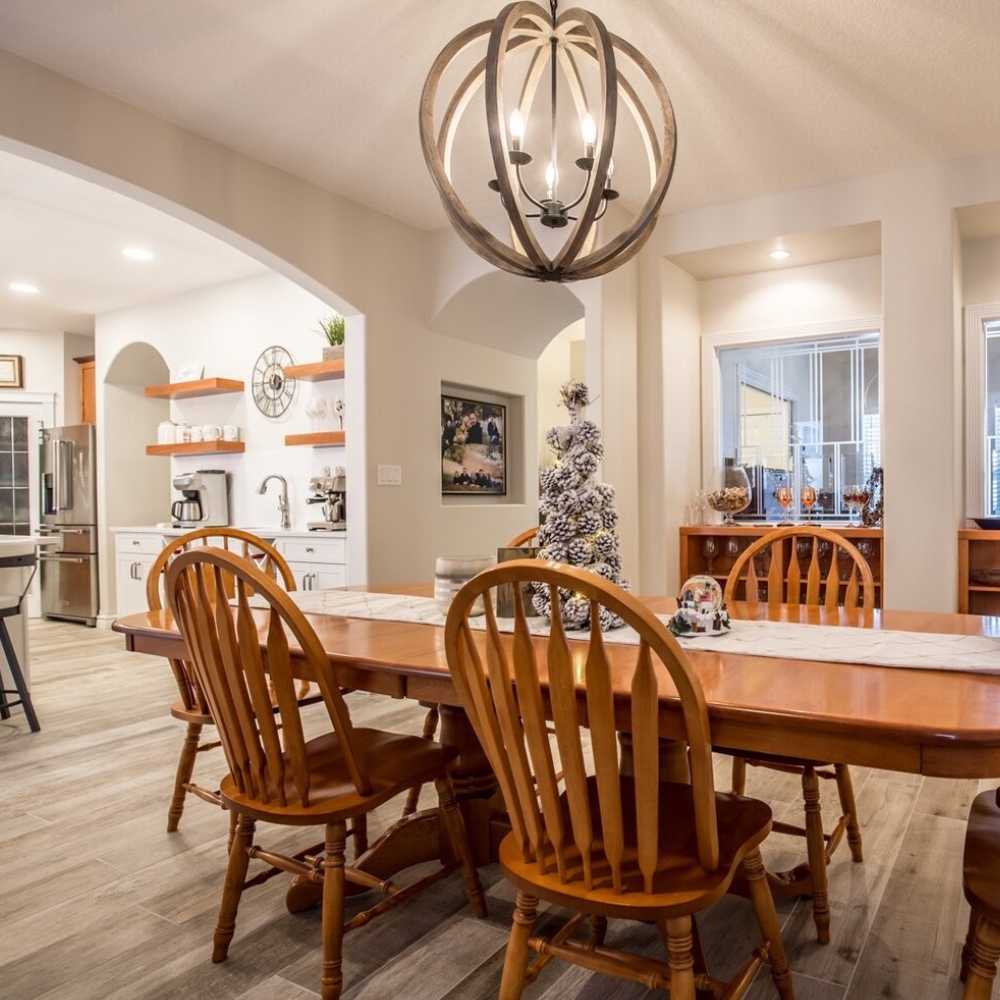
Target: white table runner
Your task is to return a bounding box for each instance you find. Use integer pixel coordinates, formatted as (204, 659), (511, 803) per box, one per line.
(283, 589), (1000, 676)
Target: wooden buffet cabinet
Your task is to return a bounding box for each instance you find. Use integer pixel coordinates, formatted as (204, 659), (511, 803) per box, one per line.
(958, 529), (1000, 614)
(679, 525), (884, 608)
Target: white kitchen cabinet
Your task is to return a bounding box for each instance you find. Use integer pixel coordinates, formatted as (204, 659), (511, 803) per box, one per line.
(274, 534), (347, 591)
(114, 531), (165, 617)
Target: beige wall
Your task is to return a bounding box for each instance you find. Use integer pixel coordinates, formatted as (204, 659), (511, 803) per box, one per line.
(963, 237), (1000, 305)
(6, 45), (1000, 610)
(0, 329), (94, 426)
(644, 158), (1000, 612)
(699, 256), (882, 334)
(0, 48), (545, 588)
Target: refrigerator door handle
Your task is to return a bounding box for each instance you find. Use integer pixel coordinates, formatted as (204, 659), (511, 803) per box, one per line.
(38, 554), (86, 564)
(54, 527), (86, 534)
(55, 438), (73, 511)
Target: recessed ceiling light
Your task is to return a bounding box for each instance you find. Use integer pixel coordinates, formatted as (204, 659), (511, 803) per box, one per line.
(768, 249), (791, 261)
(9, 281), (40, 294)
(122, 246), (155, 261)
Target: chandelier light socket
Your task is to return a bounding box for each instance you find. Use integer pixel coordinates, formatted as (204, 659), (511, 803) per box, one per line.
(420, 1), (677, 282)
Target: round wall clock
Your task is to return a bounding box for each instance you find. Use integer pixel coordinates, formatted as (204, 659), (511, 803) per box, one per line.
(252, 346), (296, 418)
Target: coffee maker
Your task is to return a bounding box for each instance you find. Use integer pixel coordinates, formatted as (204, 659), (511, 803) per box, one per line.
(170, 470), (230, 528)
(306, 466), (346, 531)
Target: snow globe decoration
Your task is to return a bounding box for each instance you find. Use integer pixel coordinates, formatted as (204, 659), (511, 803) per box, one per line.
(668, 575), (731, 637)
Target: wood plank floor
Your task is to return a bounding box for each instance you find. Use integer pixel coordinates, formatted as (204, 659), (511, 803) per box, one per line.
(1, 620), (996, 1000)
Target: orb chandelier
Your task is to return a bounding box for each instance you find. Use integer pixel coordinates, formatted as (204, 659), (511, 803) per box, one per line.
(420, 1), (677, 283)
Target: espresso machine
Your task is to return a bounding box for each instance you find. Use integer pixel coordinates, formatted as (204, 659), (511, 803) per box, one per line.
(170, 470), (230, 528)
(306, 466), (346, 531)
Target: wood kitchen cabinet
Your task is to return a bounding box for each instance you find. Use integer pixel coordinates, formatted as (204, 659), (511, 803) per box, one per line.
(679, 525), (884, 607)
(958, 529), (1000, 614)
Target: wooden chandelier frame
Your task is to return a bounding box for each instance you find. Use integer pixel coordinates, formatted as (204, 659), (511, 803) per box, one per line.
(420, 2), (677, 283)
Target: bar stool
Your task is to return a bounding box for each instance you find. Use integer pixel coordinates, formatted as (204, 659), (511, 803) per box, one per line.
(0, 551), (40, 732)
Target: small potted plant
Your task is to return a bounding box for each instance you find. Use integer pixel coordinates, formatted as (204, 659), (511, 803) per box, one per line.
(318, 313), (345, 361)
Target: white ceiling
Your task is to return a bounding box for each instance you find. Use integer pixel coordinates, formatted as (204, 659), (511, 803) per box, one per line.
(0, 151), (266, 334)
(2, 0), (1000, 331)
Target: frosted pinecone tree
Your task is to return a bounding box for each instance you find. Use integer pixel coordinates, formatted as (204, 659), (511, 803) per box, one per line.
(534, 381), (628, 631)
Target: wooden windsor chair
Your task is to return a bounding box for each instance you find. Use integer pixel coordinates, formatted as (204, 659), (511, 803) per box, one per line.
(444, 559), (795, 1000)
(146, 526), (317, 833)
(506, 525), (539, 548)
(722, 524), (873, 943)
(166, 546), (487, 1000)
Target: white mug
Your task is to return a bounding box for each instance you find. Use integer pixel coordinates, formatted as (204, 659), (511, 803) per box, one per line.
(177, 423), (192, 443)
(189, 425), (204, 442)
(222, 425), (239, 442)
(203, 424), (222, 441)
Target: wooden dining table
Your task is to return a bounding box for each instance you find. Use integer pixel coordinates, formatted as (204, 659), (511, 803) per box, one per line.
(113, 586), (1000, 906)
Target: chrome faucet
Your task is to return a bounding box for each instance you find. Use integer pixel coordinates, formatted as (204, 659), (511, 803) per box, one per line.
(257, 474), (290, 530)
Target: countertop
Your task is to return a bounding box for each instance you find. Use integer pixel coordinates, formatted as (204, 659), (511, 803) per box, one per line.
(111, 525), (347, 538)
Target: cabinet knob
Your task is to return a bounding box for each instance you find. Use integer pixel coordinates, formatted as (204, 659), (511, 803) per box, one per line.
(305, 546), (314, 553)
(132, 540), (140, 546)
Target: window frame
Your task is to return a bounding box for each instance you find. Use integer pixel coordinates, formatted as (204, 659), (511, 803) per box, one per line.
(700, 316), (883, 508)
(964, 301), (1000, 518)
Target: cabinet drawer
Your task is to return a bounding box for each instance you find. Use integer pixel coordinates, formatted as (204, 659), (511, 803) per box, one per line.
(115, 533), (165, 555)
(277, 536), (346, 564)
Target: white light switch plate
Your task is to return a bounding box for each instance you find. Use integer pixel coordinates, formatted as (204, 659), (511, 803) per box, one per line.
(377, 464), (402, 486)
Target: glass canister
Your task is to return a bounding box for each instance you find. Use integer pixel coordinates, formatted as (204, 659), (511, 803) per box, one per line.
(434, 555), (495, 615)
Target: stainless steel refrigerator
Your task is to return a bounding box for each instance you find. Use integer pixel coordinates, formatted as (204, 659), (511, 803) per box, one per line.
(38, 424), (99, 626)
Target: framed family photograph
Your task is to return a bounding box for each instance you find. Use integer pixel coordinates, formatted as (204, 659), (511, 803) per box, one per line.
(441, 393), (506, 495)
(0, 355), (23, 388)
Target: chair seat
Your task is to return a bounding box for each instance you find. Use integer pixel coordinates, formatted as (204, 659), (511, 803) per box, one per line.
(964, 790), (1000, 922)
(499, 778), (773, 921)
(170, 699), (214, 725)
(220, 727), (460, 825)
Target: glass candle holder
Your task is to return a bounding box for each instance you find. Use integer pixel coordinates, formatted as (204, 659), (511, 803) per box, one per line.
(434, 555), (495, 615)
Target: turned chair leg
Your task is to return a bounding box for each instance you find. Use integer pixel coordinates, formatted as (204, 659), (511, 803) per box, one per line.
(167, 721), (203, 832)
(320, 820), (348, 1000)
(802, 764), (832, 943)
(743, 847), (796, 1000)
(661, 915), (697, 1000)
(434, 775), (487, 918)
(731, 756), (748, 795)
(962, 911), (1000, 1000)
(402, 704), (440, 817)
(834, 763), (864, 862)
(499, 891), (538, 1000)
(213, 813), (255, 963)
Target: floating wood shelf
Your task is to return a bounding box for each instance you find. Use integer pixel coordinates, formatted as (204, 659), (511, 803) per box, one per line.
(145, 377), (245, 399)
(146, 441), (246, 456)
(284, 431), (346, 447)
(284, 360), (345, 382)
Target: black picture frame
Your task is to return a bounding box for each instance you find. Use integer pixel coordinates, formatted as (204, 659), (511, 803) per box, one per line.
(441, 394), (506, 495)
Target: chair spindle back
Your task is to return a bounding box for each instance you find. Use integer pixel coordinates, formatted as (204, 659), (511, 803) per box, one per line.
(724, 525), (874, 614)
(166, 546), (370, 807)
(445, 560), (720, 893)
(147, 527), (296, 714)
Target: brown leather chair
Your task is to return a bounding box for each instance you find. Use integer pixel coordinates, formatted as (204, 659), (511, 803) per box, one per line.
(146, 527), (299, 832)
(723, 524), (873, 942)
(445, 559), (795, 1000)
(167, 546), (486, 1000)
